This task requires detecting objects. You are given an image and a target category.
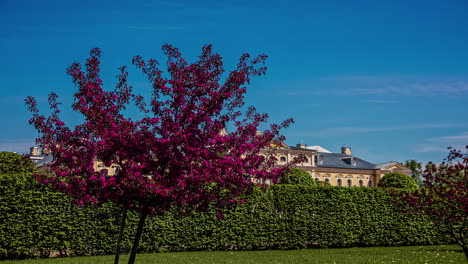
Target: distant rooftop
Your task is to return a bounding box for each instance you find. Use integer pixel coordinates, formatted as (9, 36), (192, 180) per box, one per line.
(315, 152), (376, 170)
(30, 154), (54, 167)
(305, 145), (332, 153)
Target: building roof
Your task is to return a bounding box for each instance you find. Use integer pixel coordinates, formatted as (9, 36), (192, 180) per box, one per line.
(305, 145), (331, 153)
(288, 146), (317, 152)
(315, 152), (377, 170)
(375, 161), (412, 175)
(30, 155), (54, 167)
(375, 161), (404, 169)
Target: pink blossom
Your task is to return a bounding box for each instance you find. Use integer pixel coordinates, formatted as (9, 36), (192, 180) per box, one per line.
(25, 45), (295, 262)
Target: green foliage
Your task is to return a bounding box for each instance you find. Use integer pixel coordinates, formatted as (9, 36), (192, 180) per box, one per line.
(316, 180), (331, 187)
(378, 172), (418, 189)
(0, 178), (448, 260)
(0, 173), (135, 260)
(0, 152), (36, 174)
(404, 160), (423, 187)
(279, 168), (316, 186)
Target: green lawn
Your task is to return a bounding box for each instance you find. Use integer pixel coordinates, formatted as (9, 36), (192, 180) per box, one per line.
(1, 245), (465, 264)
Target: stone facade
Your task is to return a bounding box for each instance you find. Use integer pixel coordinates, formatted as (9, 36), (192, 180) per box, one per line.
(262, 143), (383, 187)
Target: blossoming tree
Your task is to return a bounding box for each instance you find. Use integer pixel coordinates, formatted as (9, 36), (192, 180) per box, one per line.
(25, 45), (293, 264)
(394, 147), (468, 262)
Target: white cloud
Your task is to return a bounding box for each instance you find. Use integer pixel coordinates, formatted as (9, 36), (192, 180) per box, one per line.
(365, 99), (399, 104)
(427, 132), (468, 143)
(291, 75), (468, 97)
(298, 123), (468, 137)
(414, 132), (468, 153)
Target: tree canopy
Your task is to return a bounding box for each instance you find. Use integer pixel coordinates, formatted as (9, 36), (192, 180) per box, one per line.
(404, 159), (423, 186)
(377, 172), (418, 189)
(279, 167), (316, 186)
(25, 45), (292, 264)
(393, 147), (468, 261)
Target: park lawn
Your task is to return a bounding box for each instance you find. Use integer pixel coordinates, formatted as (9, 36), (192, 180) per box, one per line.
(1, 245), (464, 264)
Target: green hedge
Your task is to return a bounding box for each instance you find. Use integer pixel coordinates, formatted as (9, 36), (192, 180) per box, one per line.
(0, 175), (450, 260)
(0, 173), (138, 259)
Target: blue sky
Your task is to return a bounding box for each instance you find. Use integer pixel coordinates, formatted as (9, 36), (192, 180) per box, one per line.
(1, 0), (467, 164)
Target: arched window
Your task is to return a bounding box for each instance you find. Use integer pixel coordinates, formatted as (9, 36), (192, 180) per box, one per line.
(347, 179), (352, 187)
(337, 178), (342, 187)
(368, 179), (373, 187)
(280, 156), (287, 162)
(314, 178), (319, 181)
(359, 180), (364, 187)
(324, 178), (330, 183)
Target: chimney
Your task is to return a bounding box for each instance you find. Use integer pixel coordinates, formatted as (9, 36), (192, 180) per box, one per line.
(30, 147), (40, 156)
(296, 143), (307, 149)
(341, 146), (351, 155)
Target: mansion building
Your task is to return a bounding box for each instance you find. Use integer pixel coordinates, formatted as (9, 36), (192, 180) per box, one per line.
(261, 143), (410, 187)
(29, 142), (410, 188)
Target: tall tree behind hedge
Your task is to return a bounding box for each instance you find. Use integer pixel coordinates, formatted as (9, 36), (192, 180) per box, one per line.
(404, 160), (423, 187)
(25, 45), (293, 264)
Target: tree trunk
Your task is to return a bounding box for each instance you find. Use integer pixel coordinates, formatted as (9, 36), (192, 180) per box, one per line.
(114, 207), (128, 264)
(127, 208), (148, 264)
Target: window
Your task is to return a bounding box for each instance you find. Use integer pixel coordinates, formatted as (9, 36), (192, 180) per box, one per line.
(315, 155), (324, 165)
(324, 178), (330, 183)
(347, 179), (352, 187)
(280, 156), (287, 162)
(303, 157), (309, 163)
(342, 157), (357, 166)
(359, 180), (364, 187)
(111, 165), (121, 175)
(314, 178), (319, 181)
(337, 179), (342, 187)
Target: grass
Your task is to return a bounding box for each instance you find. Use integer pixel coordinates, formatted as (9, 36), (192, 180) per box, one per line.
(1, 245), (465, 264)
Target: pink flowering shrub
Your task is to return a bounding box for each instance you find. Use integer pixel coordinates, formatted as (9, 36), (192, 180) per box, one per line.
(26, 45), (293, 263)
(393, 146), (468, 261)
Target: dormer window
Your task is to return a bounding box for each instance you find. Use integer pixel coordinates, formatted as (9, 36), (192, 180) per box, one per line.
(342, 157), (356, 166)
(280, 156), (287, 162)
(315, 154), (324, 165)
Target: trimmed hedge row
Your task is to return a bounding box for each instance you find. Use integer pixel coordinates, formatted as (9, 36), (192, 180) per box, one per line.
(0, 173), (138, 259)
(0, 174), (450, 260)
